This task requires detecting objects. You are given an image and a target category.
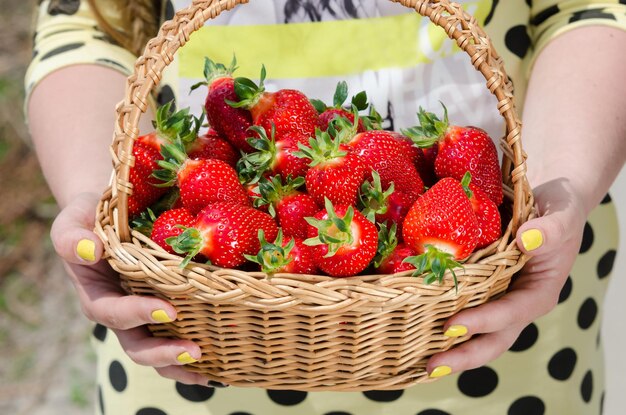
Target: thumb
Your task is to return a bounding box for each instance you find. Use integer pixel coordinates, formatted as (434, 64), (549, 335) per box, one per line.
(515, 209), (581, 257)
(50, 193), (104, 265)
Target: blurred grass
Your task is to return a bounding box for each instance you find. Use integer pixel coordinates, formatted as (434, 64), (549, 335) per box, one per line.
(0, 1), (95, 414)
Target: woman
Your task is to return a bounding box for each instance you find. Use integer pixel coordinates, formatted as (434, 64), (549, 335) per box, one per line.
(25, 0), (626, 414)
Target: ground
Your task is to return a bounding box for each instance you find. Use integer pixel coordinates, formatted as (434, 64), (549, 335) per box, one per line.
(0, 1), (96, 413)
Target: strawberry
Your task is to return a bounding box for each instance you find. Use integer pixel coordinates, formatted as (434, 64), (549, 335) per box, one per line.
(228, 66), (320, 139)
(390, 132), (438, 187)
(461, 172), (502, 248)
(136, 101), (202, 153)
(167, 202), (278, 268)
(191, 57), (254, 152)
(237, 125), (311, 183)
(149, 208), (196, 255)
(253, 175), (319, 239)
(373, 222), (417, 274)
(293, 129), (368, 208)
(403, 104), (503, 204)
(311, 81), (368, 133)
(304, 198), (378, 277)
(186, 128), (239, 167)
(128, 141), (169, 217)
(358, 171), (412, 237)
(245, 229), (318, 275)
(154, 141), (249, 214)
(402, 177), (479, 260)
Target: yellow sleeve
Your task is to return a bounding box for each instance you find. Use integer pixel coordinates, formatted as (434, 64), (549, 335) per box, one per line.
(529, 0), (626, 63)
(24, 0), (138, 110)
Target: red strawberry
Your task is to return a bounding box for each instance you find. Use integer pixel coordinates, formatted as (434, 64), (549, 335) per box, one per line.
(402, 177), (479, 259)
(186, 129), (239, 167)
(128, 141), (168, 217)
(305, 199), (378, 277)
(136, 101), (202, 153)
(403, 104), (502, 204)
(154, 141), (249, 214)
(294, 130), (368, 207)
(254, 175), (319, 239)
(237, 125), (311, 183)
(167, 202), (278, 268)
(311, 81), (368, 132)
(462, 173), (502, 248)
(191, 57), (254, 152)
(229, 66), (320, 139)
(373, 223), (417, 274)
(391, 132), (438, 187)
(150, 208), (195, 255)
(245, 230), (318, 275)
(358, 171), (412, 237)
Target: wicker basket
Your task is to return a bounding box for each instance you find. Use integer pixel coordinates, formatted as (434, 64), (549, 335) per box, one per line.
(95, 0), (535, 391)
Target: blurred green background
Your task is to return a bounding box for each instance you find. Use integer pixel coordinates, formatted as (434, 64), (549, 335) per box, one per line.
(0, 1), (95, 413)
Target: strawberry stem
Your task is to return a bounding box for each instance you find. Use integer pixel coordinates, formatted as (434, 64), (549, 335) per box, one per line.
(403, 244), (463, 292)
(359, 170), (394, 223)
(226, 65), (267, 109)
(304, 198), (354, 258)
(402, 103), (450, 148)
(166, 227), (203, 268)
(373, 222), (399, 269)
(190, 55), (238, 91)
(244, 229), (295, 275)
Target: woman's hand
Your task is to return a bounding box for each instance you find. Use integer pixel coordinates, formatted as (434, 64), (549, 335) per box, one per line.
(50, 192), (213, 386)
(426, 178), (586, 377)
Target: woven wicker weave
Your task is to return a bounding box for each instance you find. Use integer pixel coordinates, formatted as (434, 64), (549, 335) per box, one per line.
(95, 0), (535, 391)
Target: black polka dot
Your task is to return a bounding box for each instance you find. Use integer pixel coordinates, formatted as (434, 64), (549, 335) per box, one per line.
(324, 412), (353, 415)
(40, 43), (85, 61)
(165, 1), (176, 20)
(581, 370), (594, 403)
(98, 385), (105, 415)
(363, 389), (404, 402)
(548, 347), (577, 380)
(530, 5), (559, 25)
(579, 222), (594, 253)
(508, 396), (545, 415)
(175, 382), (215, 402)
(457, 367), (498, 397)
(597, 250), (616, 279)
(157, 85), (176, 110)
(558, 276), (573, 304)
(504, 25), (531, 58)
(136, 408), (167, 415)
(108, 360), (127, 392)
(509, 323), (538, 352)
(577, 298), (598, 329)
(93, 324), (108, 342)
(48, 0), (81, 15)
(267, 389), (308, 406)
(600, 193), (612, 204)
(228, 412), (253, 415)
(484, 0), (499, 25)
(417, 410), (452, 415)
(570, 9), (616, 23)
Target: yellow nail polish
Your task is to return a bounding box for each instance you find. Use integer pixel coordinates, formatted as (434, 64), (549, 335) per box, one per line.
(521, 229), (543, 251)
(76, 239), (96, 261)
(151, 309), (173, 323)
(444, 325), (468, 337)
(429, 365), (452, 378)
(177, 352), (198, 364)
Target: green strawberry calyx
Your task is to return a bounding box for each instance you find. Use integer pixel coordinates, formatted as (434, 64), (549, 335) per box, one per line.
(225, 65), (267, 110)
(293, 128), (347, 167)
(236, 124), (279, 184)
(403, 244), (463, 292)
(153, 101), (203, 145)
(190, 55), (238, 91)
(460, 171), (474, 199)
(304, 198), (354, 258)
(152, 139), (189, 187)
(358, 171), (394, 223)
(373, 222), (399, 269)
(402, 102), (450, 148)
(131, 208), (157, 237)
(244, 229), (295, 276)
(253, 175), (306, 218)
(310, 81), (369, 114)
(166, 226), (203, 268)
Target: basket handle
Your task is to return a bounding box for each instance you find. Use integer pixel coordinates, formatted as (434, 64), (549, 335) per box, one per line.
(109, 0), (533, 242)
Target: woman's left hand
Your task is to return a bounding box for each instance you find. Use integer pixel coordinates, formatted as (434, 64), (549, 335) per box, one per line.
(426, 177), (587, 377)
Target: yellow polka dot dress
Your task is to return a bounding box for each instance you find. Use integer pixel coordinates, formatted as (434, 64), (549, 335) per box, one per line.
(25, 1), (625, 414)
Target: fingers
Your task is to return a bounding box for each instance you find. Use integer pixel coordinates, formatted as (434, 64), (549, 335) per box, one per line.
(516, 209), (582, 257)
(115, 327), (202, 368)
(155, 366), (222, 386)
(51, 193), (104, 264)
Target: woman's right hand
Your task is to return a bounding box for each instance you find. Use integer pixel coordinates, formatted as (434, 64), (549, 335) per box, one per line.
(50, 192), (212, 386)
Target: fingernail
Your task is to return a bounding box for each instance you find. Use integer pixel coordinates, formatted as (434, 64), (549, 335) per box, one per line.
(76, 239), (96, 262)
(444, 325), (468, 337)
(176, 352), (198, 364)
(429, 365), (452, 378)
(151, 309), (173, 323)
(521, 229), (543, 251)
(207, 380), (229, 388)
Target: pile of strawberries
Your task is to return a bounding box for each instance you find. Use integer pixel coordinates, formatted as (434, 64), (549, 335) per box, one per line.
(129, 57), (504, 283)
